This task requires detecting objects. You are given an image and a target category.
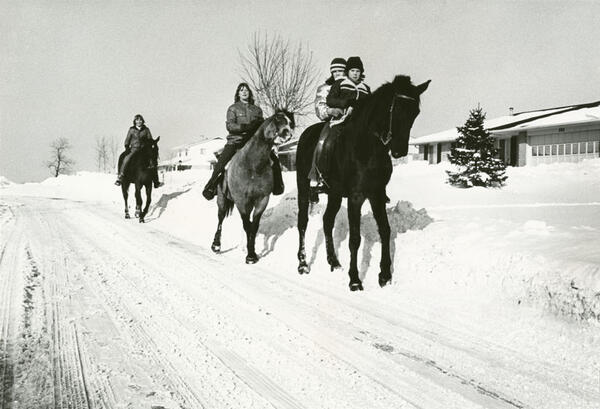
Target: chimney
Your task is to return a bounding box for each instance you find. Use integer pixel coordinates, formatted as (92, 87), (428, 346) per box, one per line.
(509, 107), (514, 116)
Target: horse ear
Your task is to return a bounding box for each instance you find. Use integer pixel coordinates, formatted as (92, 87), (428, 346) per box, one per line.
(417, 80), (431, 95)
(155, 135), (160, 143)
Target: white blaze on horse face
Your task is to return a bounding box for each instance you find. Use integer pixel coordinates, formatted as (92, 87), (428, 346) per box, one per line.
(272, 117), (293, 146)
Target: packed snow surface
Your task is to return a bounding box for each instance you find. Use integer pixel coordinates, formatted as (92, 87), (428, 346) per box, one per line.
(1, 159), (599, 408)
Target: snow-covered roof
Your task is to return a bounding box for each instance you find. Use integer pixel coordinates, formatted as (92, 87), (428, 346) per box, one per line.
(411, 101), (600, 145)
(170, 137), (224, 151)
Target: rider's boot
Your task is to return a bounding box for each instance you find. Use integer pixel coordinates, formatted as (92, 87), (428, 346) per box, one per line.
(202, 171), (221, 200)
(114, 174), (123, 186)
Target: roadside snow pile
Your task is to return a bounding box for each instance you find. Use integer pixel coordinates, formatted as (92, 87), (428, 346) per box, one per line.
(0, 175), (14, 187)
(2, 172), (120, 203)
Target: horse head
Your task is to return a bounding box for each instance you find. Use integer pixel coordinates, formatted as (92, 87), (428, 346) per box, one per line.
(148, 136), (160, 167)
(386, 76), (430, 158)
(264, 110), (295, 146)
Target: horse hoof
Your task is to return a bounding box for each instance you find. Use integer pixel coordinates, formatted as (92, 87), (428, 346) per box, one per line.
(330, 263), (342, 272)
(349, 282), (364, 291)
(379, 275), (392, 288)
(297, 264), (310, 275)
(211, 244), (221, 253)
(139, 218), (145, 223)
(246, 254), (259, 264)
(125, 214), (130, 219)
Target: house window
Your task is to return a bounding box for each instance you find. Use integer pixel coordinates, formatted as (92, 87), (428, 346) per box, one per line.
(558, 144), (564, 155)
(579, 142), (586, 154)
(551, 145), (557, 155)
(544, 145), (551, 156)
(558, 127), (565, 132)
(531, 146), (538, 157)
(594, 141), (599, 153)
(565, 144), (571, 155)
(587, 142), (594, 154)
(572, 143), (578, 154)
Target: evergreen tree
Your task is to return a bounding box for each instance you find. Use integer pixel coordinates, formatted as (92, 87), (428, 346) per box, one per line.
(446, 106), (507, 187)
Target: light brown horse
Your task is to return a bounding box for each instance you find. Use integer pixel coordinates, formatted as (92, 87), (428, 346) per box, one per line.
(211, 111), (294, 263)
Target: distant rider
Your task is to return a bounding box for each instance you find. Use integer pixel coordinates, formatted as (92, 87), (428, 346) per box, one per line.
(115, 114), (162, 188)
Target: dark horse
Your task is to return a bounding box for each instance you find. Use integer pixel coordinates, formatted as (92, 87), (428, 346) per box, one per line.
(296, 75), (430, 291)
(118, 137), (160, 223)
(211, 111), (294, 263)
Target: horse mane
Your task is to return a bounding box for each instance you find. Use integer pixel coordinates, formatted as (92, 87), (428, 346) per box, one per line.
(341, 75), (422, 157)
(352, 75), (421, 122)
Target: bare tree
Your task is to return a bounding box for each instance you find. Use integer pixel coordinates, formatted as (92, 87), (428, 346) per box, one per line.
(238, 32), (320, 118)
(109, 136), (121, 174)
(95, 136), (109, 172)
(46, 137), (74, 177)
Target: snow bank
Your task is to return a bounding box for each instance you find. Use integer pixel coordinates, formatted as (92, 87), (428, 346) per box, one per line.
(0, 175), (14, 187)
(3, 160), (600, 323)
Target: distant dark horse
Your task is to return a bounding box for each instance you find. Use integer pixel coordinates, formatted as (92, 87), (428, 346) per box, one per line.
(212, 111), (294, 263)
(296, 76), (430, 291)
(118, 137), (160, 223)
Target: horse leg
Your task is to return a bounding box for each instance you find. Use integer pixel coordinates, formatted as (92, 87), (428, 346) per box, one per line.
(323, 193), (343, 271)
(369, 193), (392, 287)
(134, 185), (142, 218)
(211, 190), (230, 253)
(347, 193), (366, 291)
(296, 175), (311, 274)
(246, 196), (269, 264)
(239, 212), (257, 264)
(121, 183), (130, 219)
(139, 184), (152, 223)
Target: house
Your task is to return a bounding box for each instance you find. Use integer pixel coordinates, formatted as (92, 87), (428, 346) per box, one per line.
(411, 100), (600, 166)
(159, 137), (225, 172)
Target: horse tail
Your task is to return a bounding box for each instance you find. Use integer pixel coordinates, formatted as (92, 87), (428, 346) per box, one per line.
(224, 197), (234, 217)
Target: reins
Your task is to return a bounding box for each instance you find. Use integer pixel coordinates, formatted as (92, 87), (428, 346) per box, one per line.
(380, 94), (416, 146)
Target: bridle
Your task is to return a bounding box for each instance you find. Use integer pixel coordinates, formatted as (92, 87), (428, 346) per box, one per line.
(380, 93), (416, 146)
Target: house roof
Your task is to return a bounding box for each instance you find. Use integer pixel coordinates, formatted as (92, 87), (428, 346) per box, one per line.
(411, 100), (600, 145)
(170, 137), (224, 151)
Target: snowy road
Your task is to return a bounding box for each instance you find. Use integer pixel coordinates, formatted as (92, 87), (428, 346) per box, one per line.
(1, 196), (598, 409)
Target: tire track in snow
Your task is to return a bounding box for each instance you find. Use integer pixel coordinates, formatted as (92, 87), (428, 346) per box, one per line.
(64, 202), (412, 409)
(67, 216), (309, 409)
(7, 196), (598, 409)
(69, 204), (497, 409)
(0, 218), (18, 409)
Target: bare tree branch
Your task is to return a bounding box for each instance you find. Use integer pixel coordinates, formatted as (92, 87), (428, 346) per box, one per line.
(46, 137), (74, 177)
(238, 31), (320, 118)
(95, 136), (110, 172)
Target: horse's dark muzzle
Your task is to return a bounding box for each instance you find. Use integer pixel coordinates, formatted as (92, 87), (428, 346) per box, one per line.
(391, 151), (403, 159)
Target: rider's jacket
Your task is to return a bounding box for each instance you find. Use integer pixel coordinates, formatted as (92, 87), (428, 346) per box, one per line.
(326, 78), (371, 110)
(314, 82), (333, 121)
(225, 101), (264, 145)
(124, 125), (153, 151)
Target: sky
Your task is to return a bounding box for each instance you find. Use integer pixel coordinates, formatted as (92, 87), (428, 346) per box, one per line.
(1, 0), (599, 183)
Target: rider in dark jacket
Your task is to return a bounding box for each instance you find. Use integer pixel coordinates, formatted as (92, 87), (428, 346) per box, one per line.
(115, 114), (162, 188)
(202, 83), (284, 200)
(311, 57), (370, 200)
